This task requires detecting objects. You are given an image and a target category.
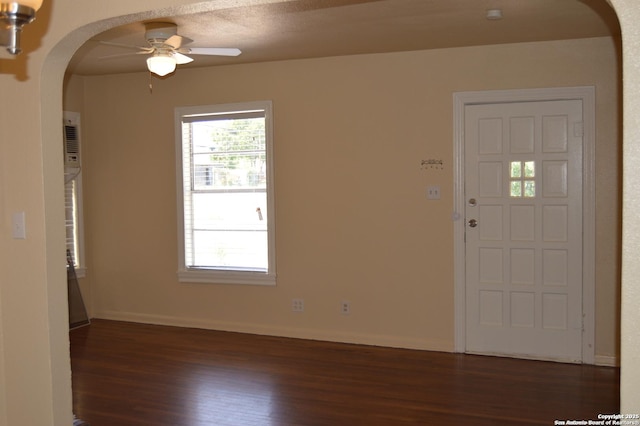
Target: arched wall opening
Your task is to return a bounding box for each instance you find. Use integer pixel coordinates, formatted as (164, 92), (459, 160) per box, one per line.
(35, 1), (637, 424)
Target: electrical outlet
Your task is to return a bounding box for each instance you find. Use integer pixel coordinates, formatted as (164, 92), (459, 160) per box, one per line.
(292, 298), (304, 312)
(340, 301), (351, 315)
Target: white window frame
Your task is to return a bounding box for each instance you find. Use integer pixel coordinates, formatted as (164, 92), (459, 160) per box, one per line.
(175, 100), (276, 285)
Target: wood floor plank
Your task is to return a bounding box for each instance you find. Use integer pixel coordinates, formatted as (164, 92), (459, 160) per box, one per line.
(71, 320), (619, 425)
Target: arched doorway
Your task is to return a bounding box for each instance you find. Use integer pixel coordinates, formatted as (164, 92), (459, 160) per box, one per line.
(34, 1), (637, 423)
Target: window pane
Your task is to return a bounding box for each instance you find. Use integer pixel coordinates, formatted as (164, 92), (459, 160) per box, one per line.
(191, 118), (266, 191)
(193, 151), (266, 190)
(510, 181), (522, 197)
(510, 161), (522, 178)
(524, 180), (536, 197)
(190, 191), (267, 270)
(192, 192), (267, 232)
(524, 161), (535, 178)
(193, 230), (268, 269)
(64, 178), (80, 266)
(191, 118), (265, 152)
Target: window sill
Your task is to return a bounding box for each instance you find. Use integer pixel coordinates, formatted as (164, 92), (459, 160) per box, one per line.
(177, 269), (276, 286)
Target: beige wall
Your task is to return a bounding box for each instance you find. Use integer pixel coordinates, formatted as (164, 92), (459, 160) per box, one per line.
(66, 36), (621, 357)
(1, 0), (638, 424)
(613, 0), (640, 413)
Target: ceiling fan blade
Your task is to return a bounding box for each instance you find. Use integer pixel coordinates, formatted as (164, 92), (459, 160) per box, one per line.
(174, 52), (194, 65)
(97, 40), (153, 53)
(184, 47), (242, 57)
(165, 34), (193, 49)
(98, 51), (154, 60)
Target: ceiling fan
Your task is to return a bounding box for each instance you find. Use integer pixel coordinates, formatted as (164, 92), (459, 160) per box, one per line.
(98, 22), (242, 76)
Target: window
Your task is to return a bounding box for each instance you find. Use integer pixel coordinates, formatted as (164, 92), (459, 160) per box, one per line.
(64, 171), (84, 271)
(175, 101), (276, 285)
(510, 160), (536, 198)
(63, 111), (86, 277)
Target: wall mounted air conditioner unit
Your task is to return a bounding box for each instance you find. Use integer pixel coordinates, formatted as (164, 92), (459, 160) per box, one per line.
(63, 111), (81, 167)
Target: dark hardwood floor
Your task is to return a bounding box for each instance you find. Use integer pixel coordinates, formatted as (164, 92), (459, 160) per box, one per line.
(70, 320), (619, 426)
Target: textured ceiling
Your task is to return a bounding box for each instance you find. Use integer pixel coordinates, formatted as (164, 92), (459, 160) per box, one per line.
(67, 0), (620, 76)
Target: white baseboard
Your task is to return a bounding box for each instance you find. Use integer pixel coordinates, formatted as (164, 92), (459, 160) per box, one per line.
(93, 310), (453, 353)
(594, 355), (619, 367)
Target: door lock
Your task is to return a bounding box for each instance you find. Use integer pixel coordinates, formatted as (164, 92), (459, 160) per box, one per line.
(468, 219), (478, 228)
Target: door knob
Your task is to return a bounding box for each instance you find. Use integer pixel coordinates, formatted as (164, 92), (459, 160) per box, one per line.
(468, 219), (478, 228)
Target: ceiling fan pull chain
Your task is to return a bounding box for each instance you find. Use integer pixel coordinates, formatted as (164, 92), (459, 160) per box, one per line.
(148, 70), (153, 94)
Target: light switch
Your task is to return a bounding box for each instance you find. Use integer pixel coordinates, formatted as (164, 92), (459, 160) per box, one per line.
(12, 211), (26, 239)
(427, 185), (441, 200)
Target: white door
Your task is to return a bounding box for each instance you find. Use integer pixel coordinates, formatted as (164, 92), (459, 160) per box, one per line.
(464, 99), (584, 362)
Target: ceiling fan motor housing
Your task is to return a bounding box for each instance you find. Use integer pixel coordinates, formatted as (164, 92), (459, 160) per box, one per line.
(145, 22), (178, 45)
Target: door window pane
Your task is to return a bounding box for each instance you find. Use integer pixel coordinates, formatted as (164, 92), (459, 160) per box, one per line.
(524, 180), (536, 198)
(510, 161), (522, 178)
(511, 181), (522, 197)
(524, 161), (535, 178)
(510, 161), (536, 198)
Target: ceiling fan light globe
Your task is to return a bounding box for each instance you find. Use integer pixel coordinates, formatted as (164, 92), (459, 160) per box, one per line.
(147, 55), (176, 76)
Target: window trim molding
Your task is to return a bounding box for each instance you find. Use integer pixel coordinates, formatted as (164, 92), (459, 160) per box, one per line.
(175, 100), (276, 286)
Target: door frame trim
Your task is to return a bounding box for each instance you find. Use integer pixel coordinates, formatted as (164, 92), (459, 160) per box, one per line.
(453, 86), (596, 364)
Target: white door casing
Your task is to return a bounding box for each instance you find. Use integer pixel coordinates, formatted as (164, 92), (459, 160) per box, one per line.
(453, 87), (595, 364)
